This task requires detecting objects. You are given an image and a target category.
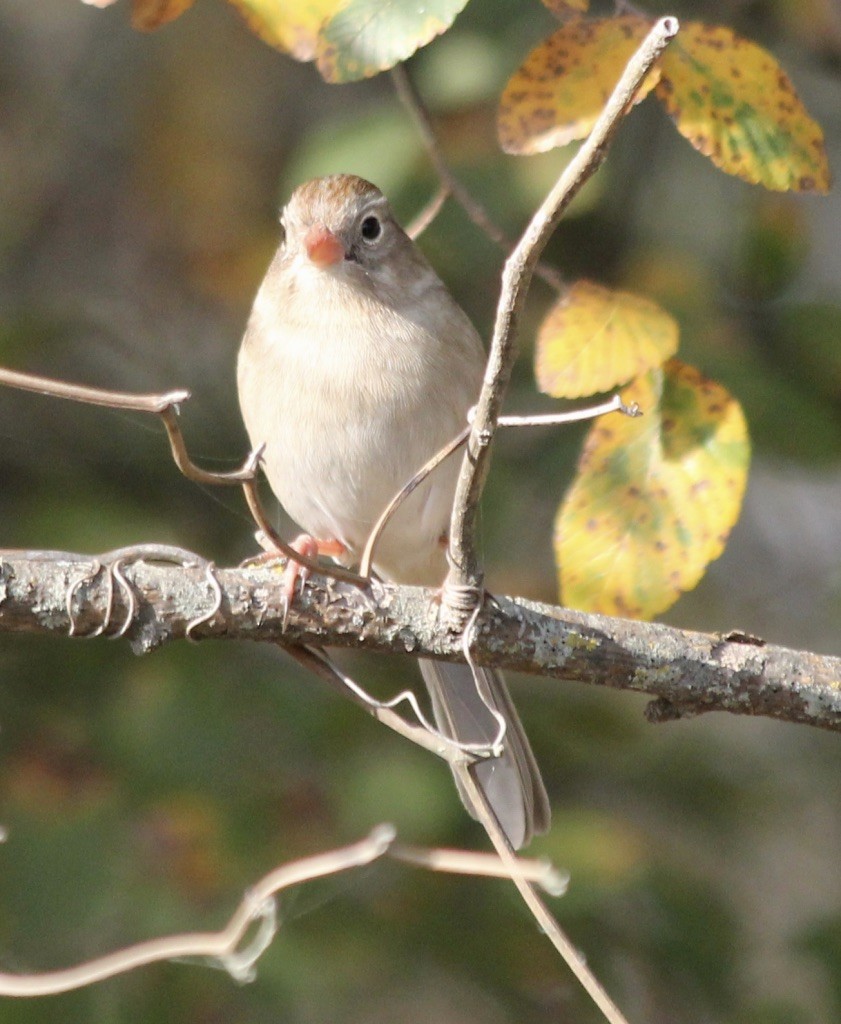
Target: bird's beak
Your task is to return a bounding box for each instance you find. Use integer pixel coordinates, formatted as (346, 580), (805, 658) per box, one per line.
(304, 225), (345, 267)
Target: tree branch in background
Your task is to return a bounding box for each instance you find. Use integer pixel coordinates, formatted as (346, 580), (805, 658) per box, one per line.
(454, 765), (631, 1024)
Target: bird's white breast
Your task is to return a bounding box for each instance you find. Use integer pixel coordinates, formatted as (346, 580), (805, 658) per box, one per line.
(238, 262), (484, 585)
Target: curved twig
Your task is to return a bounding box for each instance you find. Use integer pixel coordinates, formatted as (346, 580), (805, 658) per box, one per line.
(0, 828), (396, 996)
(0, 365), (189, 414)
(406, 183), (450, 239)
(360, 394), (637, 579)
(455, 766), (630, 1024)
(0, 824), (565, 997)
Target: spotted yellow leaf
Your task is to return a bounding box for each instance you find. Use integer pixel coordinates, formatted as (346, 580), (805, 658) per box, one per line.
(316, 0), (470, 83)
(556, 360), (750, 619)
(498, 15), (660, 155)
(227, 0), (346, 61)
(656, 23), (831, 193)
(535, 280), (679, 399)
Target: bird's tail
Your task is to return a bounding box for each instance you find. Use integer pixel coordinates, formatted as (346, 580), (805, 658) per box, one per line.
(419, 659), (550, 849)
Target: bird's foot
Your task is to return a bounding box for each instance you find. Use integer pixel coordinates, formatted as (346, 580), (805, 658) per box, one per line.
(241, 534), (347, 629)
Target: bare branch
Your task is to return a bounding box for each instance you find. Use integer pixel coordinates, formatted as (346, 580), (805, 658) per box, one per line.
(496, 394), (641, 428)
(0, 363), (255, 484)
(0, 364), (368, 588)
(0, 825), (562, 997)
(445, 17), (679, 596)
(284, 644), (494, 761)
(389, 840), (567, 893)
(455, 766), (631, 1024)
(360, 425), (470, 578)
(158, 405), (256, 486)
(240, 470), (367, 589)
(0, 827), (395, 996)
(0, 365), (190, 414)
(2, 550), (840, 733)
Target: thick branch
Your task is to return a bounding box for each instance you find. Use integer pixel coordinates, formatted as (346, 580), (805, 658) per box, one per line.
(2, 551), (839, 732)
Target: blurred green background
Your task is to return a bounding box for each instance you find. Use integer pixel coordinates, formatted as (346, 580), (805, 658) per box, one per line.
(1, 0), (841, 1021)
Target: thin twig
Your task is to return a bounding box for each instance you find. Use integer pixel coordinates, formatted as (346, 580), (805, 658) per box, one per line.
(454, 598), (630, 1020)
(0, 364), (367, 587)
(241, 469), (367, 589)
(0, 824), (567, 997)
(496, 395), (640, 428)
(284, 646), (449, 756)
(158, 406), (254, 485)
(0, 365), (189, 414)
(446, 16), (679, 597)
(359, 394), (636, 579)
(390, 65), (566, 292)
(456, 766), (632, 1024)
(390, 841), (567, 893)
(285, 646), (502, 763)
(359, 425), (470, 578)
(0, 827), (396, 996)
(0, 364), (254, 484)
(406, 183), (450, 239)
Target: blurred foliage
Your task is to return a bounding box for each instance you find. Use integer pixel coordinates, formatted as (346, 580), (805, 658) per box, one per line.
(1, 1), (841, 1022)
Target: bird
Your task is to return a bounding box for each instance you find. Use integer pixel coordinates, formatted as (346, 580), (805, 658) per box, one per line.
(237, 173), (549, 848)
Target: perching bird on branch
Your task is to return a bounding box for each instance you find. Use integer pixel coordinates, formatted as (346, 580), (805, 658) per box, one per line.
(237, 173), (549, 848)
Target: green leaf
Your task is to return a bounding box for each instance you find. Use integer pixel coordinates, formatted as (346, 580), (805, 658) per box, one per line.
(316, 0), (471, 83)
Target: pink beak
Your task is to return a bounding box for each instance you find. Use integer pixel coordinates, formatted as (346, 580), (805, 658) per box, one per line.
(305, 225), (345, 267)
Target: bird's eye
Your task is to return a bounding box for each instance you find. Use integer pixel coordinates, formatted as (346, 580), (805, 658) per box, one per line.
(360, 215), (382, 242)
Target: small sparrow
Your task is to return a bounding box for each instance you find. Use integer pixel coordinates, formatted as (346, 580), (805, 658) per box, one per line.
(237, 174), (549, 848)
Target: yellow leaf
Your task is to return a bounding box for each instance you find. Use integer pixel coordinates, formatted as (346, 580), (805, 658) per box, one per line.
(131, 0), (195, 30)
(535, 280), (679, 399)
(498, 15), (660, 155)
(226, 0), (346, 61)
(656, 23), (832, 193)
(556, 361), (750, 619)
